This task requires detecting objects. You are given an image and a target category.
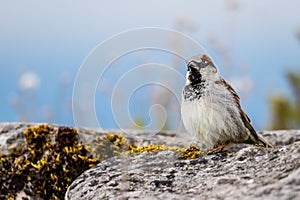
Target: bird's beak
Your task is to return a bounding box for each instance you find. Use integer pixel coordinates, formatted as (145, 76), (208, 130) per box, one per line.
(187, 62), (198, 72)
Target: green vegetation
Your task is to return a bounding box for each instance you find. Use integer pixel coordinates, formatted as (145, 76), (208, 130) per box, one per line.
(269, 71), (300, 129)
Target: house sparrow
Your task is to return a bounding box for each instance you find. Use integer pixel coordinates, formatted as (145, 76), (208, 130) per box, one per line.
(181, 54), (272, 152)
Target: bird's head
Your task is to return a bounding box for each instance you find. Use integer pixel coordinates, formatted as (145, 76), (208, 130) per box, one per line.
(185, 54), (218, 85)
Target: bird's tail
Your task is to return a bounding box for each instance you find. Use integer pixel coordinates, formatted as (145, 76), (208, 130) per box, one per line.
(257, 134), (273, 148)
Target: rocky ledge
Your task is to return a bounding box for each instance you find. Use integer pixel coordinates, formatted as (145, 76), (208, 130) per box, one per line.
(67, 145), (300, 200)
(65, 131), (300, 200)
(0, 123), (299, 199)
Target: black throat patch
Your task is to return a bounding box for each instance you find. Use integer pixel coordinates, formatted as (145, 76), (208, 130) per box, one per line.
(183, 69), (206, 101)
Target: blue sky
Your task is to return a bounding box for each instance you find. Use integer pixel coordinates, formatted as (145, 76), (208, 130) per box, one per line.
(1, 0), (300, 130)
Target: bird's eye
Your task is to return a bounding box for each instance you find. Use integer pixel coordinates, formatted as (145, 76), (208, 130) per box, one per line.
(199, 59), (209, 67)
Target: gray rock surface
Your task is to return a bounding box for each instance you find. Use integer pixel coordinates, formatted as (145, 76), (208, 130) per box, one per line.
(66, 130), (300, 200)
(0, 122), (32, 154)
(1, 123), (300, 199)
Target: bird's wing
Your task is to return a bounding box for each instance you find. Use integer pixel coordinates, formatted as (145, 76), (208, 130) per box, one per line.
(219, 78), (260, 142)
(220, 78), (272, 147)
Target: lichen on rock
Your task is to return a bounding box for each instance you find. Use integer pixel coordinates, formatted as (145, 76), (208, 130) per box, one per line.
(0, 124), (99, 199)
(2, 123), (299, 199)
(0, 123), (203, 199)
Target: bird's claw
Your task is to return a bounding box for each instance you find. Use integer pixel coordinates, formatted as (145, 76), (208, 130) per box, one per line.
(207, 144), (226, 155)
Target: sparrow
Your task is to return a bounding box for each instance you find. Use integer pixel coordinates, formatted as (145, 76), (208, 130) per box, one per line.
(181, 54), (272, 152)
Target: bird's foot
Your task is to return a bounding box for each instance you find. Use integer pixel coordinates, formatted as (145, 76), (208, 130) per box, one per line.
(207, 144), (226, 155)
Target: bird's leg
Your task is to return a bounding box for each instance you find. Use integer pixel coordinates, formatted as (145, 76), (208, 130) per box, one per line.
(207, 144), (227, 155)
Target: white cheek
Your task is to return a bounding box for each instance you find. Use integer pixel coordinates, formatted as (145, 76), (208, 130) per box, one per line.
(185, 71), (191, 85)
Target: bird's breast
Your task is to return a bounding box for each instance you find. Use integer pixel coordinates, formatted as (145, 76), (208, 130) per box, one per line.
(181, 85), (239, 147)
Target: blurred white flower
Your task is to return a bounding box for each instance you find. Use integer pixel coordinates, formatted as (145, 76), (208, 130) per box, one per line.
(18, 71), (40, 91)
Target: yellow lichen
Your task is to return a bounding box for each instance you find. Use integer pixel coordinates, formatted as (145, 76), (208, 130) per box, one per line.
(130, 144), (168, 153)
(178, 145), (203, 159)
(1, 124), (204, 199)
(92, 133), (134, 160)
(0, 124), (99, 199)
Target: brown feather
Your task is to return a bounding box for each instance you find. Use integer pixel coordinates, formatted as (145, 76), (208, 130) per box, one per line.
(219, 78), (263, 144)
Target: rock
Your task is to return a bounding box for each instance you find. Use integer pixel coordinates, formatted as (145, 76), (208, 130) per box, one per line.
(0, 122), (31, 154)
(66, 131), (300, 200)
(0, 122), (190, 199)
(1, 123), (300, 199)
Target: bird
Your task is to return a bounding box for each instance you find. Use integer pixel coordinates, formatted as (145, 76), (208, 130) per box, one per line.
(181, 54), (272, 153)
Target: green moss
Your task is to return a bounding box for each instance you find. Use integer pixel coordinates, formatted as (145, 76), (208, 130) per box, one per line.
(0, 124), (204, 199)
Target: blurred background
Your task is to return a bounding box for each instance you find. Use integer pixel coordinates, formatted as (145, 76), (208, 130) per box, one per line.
(1, 0), (300, 130)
